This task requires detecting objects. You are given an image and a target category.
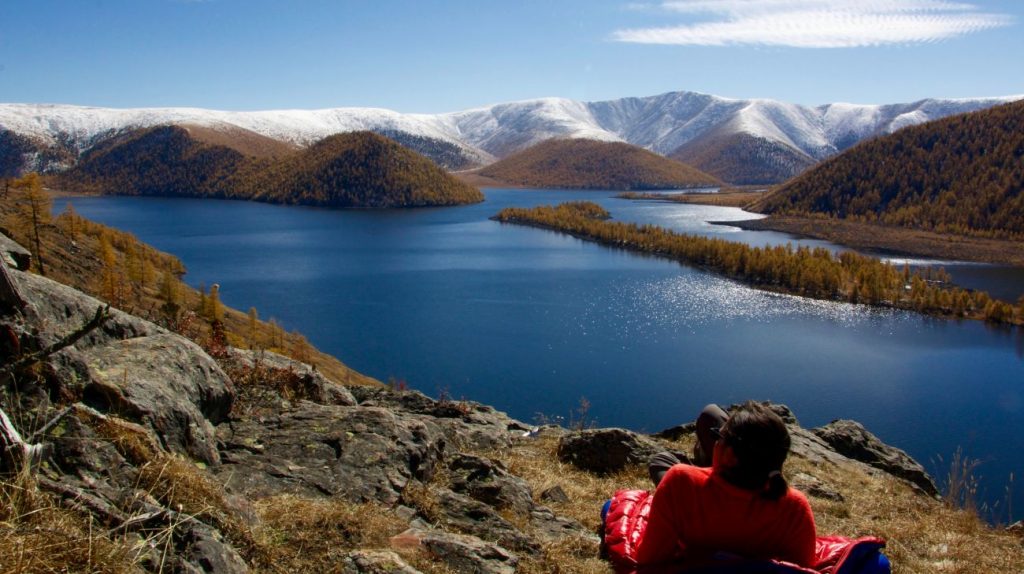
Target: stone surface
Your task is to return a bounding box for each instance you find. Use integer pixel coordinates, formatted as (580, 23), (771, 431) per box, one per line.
(217, 402), (445, 504)
(557, 428), (664, 474)
(227, 348), (356, 407)
(12, 269), (233, 466)
(391, 528), (518, 574)
(429, 487), (539, 553)
(0, 233), (32, 270)
(813, 419), (939, 496)
(340, 550), (422, 574)
(448, 453), (534, 515)
(178, 520), (250, 574)
(791, 472), (845, 502)
(539, 485), (570, 504)
(350, 387), (531, 450)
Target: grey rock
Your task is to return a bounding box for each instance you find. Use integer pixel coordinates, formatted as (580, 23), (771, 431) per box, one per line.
(227, 348), (356, 407)
(813, 419), (939, 496)
(350, 387), (531, 450)
(10, 269), (233, 466)
(391, 528), (518, 574)
(428, 487), (539, 553)
(448, 453), (534, 515)
(217, 402), (445, 504)
(557, 428), (664, 474)
(652, 422), (696, 441)
(81, 333), (233, 465)
(791, 472), (845, 502)
(340, 550), (422, 574)
(0, 233), (31, 270)
(528, 504), (601, 546)
(178, 521), (250, 574)
(539, 485), (569, 504)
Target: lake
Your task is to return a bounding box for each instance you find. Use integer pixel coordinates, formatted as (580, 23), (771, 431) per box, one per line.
(58, 189), (1024, 521)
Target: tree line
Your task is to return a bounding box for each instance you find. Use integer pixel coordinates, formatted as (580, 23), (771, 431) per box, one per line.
(494, 202), (1022, 325)
(479, 138), (721, 190)
(755, 100), (1024, 239)
(59, 127), (483, 208)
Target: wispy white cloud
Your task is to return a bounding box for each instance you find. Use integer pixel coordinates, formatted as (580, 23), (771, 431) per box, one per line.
(612, 0), (1011, 48)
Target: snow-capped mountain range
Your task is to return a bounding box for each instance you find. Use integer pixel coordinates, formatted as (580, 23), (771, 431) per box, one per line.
(1, 90), (1020, 182)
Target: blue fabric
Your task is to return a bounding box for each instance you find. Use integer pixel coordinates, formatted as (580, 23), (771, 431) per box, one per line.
(602, 498), (612, 524)
(836, 542), (890, 574)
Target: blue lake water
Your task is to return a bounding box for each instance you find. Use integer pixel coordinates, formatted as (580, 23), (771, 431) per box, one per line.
(58, 189), (1024, 521)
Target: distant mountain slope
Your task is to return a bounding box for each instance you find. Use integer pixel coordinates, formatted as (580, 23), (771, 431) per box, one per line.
(751, 100), (1024, 239)
(1, 92), (1019, 183)
(669, 128), (816, 185)
(60, 127), (483, 208)
(246, 132), (484, 207)
(478, 138), (721, 190)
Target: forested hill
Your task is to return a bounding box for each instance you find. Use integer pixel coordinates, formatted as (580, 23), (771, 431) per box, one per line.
(477, 138), (722, 190)
(246, 132), (484, 207)
(751, 100), (1024, 239)
(59, 127), (484, 208)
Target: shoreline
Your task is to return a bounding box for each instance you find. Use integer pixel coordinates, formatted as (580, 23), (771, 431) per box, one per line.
(718, 216), (1024, 269)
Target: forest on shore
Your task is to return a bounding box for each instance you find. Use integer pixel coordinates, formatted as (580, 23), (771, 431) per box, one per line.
(494, 202), (1023, 325)
(752, 100), (1024, 240)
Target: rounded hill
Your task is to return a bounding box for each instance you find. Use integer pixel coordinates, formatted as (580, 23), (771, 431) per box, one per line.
(249, 131), (484, 208)
(478, 138), (722, 190)
(751, 100), (1024, 239)
(60, 127), (483, 208)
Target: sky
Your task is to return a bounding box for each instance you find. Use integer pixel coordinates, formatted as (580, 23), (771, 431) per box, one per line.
(1, 0), (1022, 113)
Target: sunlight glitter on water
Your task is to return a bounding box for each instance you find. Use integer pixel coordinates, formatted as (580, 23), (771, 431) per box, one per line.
(593, 272), (904, 337)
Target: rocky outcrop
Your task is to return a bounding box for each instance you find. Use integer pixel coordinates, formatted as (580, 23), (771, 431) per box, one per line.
(557, 428), (664, 474)
(813, 419), (939, 496)
(12, 268), (233, 465)
(217, 402), (445, 504)
(228, 348), (356, 407)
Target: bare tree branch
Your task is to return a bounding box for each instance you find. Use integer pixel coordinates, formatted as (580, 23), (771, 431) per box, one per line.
(0, 305), (111, 377)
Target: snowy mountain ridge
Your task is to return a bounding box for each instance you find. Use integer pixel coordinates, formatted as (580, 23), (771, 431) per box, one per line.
(2, 90), (1020, 181)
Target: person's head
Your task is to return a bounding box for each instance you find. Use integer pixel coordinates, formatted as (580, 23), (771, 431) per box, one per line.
(713, 401), (791, 500)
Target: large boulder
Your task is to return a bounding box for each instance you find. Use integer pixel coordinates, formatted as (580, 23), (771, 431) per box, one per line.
(813, 419), (939, 496)
(11, 269), (233, 466)
(557, 428), (664, 474)
(227, 348), (356, 408)
(217, 402), (445, 504)
(349, 387), (532, 450)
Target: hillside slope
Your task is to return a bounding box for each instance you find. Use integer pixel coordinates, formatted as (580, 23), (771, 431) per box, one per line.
(751, 100), (1024, 239)
(59, 127), (484, 208)
(2, 92), (1018, 183)
(246, 132), (484, 207)
(477, 138), (721, 190)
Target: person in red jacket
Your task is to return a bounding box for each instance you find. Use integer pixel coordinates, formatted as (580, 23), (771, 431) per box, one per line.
(633, 401), (817, 569)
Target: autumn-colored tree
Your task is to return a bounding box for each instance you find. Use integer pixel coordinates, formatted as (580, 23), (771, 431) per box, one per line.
(99, 232), (120, 304)
(9, 173), (51, 275)
(247, 307), (259, 350)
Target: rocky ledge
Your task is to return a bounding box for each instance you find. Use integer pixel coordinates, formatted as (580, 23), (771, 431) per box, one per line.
(0, 236), (946, 573)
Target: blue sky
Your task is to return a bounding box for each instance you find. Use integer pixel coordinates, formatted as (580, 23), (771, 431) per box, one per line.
(1, 0), (1021, 112)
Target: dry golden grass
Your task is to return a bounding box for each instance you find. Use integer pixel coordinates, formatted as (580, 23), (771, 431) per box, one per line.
(0, 473), (144, 574)
(251, 494), (454, 573)
(469, 432), (1024, 574)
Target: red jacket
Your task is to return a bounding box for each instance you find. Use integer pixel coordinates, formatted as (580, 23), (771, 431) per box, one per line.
(604, 486), (887, 574)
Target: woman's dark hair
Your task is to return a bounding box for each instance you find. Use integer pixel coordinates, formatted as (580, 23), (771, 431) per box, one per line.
(717, 401), (791, 500)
